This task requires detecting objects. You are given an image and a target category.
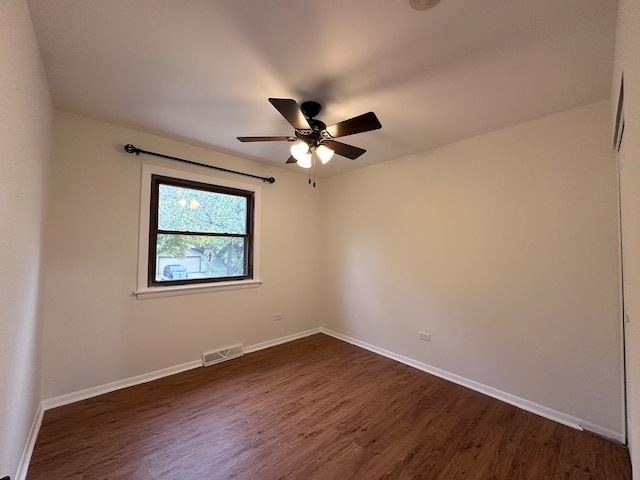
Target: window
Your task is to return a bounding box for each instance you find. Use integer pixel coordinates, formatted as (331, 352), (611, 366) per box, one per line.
(136, 165), (261, 299)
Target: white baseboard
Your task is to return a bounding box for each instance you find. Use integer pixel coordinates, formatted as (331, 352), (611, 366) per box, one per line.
(42, 359), (203, 411)
(244, 327), (321, 354)
(15, 402), (44, 480)
(580, 420), (626, 444)
(320, 327), (625, 444)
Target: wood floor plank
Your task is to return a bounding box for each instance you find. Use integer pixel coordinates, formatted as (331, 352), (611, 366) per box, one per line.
(27, 334), (631, 480)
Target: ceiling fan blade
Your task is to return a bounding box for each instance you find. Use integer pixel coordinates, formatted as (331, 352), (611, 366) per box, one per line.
(237, 136), (295, 142)
(323, 140), (366, 160)
(285, 156), (297, 164)
(268, 98), (312, 133)
(326, 112), (382, 139)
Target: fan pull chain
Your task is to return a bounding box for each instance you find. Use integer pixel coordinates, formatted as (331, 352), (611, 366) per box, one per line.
(313, 151), (317, 188)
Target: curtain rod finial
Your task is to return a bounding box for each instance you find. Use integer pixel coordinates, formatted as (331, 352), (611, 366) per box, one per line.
(124, 144), (139, 155)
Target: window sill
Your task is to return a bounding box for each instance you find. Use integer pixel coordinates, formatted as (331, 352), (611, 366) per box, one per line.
(134, 278), (262, 299)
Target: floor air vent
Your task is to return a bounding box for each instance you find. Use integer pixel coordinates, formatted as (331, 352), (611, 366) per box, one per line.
(203, 344), (244, 367)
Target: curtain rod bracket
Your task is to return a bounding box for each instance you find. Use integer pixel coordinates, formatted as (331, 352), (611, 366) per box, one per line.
(123, 144), (275, 184)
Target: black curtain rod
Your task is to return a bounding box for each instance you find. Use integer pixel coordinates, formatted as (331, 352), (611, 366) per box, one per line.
(123, 144), (276, 184)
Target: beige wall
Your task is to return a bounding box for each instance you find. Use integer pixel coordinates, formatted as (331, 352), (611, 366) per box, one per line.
(612, 0), (640, 475)
(0, 0), (52, 477)
(320, 101), (623, 436)
(40, 112), (321, 398)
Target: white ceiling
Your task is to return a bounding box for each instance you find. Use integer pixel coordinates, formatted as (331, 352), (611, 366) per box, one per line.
(27, 0), (618, 177)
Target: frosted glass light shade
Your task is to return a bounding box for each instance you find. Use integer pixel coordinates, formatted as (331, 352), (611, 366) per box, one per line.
(290, 141), (312, 168)
(290, 141), (309, 160)
(316, 144), (334, 164)
(296, 153), (312, 168)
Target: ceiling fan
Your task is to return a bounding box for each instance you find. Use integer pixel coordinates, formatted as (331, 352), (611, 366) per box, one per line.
(237, 98), (382, 168)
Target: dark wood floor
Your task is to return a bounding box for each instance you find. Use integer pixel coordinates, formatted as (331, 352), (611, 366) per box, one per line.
(28, 334), (630, 479)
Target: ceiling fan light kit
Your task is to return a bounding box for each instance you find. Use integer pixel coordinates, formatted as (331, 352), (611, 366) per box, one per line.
(289, 142), (335, 168)
(237, 98), (382, 180)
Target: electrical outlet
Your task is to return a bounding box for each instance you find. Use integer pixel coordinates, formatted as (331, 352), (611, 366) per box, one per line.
(273, 313), (283, 321)
(418, 331), (430, 342)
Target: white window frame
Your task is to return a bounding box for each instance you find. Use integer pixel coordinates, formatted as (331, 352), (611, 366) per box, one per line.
(135, 164), (262, 299)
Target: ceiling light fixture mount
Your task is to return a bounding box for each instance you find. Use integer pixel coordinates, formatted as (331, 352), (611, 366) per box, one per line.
(409, 0), (441, 11)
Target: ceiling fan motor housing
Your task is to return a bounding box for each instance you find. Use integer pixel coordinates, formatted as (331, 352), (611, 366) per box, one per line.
(300, 101), (322, 119)
(296, 117), (328, 147)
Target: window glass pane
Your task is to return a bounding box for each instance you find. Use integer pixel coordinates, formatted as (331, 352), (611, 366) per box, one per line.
(157, 184), (247, 234)
(155, 234), (247, 281)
